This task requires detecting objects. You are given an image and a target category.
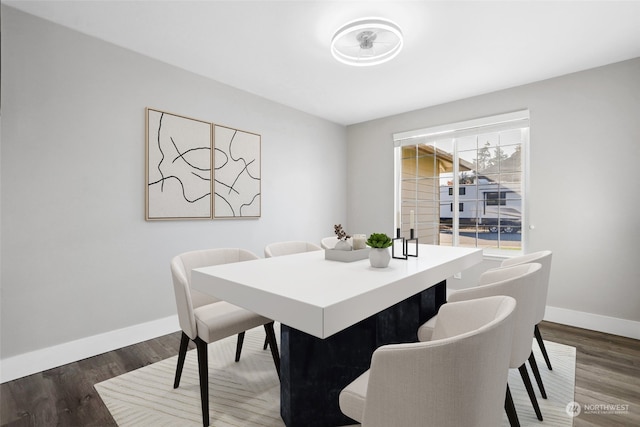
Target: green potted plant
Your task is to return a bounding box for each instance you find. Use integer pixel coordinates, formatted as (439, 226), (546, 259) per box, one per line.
(366, 233), (392, 268)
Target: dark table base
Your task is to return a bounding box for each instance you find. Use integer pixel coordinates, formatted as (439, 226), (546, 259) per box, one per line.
(280, 280), (446, 427)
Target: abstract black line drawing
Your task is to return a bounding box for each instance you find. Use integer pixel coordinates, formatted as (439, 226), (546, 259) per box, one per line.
(146, 108), (212, 220)
(214, 125), (261, 218)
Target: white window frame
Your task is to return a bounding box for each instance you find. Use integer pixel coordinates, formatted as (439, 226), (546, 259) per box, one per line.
(393, 110), (530, 257)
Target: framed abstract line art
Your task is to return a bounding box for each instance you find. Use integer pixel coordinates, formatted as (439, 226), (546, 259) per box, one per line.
(213, 125), (261, 218)
(146, 108), (213, 220)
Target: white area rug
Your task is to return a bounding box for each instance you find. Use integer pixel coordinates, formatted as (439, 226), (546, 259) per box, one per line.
(95, 326), (575, 426)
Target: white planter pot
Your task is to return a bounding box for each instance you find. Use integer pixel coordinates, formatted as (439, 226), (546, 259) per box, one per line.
(369, 248), (391, 268)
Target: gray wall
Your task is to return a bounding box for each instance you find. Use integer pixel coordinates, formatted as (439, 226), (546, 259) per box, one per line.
(2, 4), (638, 380)
(347, 58), (640, 327)
(1, 6), (347, 360)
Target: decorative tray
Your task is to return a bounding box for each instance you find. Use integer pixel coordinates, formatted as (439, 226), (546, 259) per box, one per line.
(324, 248), (370, 262)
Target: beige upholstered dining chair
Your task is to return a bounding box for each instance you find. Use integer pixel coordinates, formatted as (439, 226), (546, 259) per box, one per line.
(253, 240), (323, 352)
(264, 240), (322, 257)
(417, 262), (543, 426)
(170, 248), (281, 427)
(339, 296), (516, 427)
(499, 251), (553, 368)
(238, 240), (323, 358)
(495, 250), (553, 401)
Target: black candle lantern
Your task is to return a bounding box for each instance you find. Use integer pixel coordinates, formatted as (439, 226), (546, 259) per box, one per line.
(392, 228), (407, 260)
(405, 228), (419, 257)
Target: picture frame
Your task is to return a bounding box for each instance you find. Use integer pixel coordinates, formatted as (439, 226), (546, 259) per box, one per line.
(213, 125), (261, 218)
(145, 108), (213, 220)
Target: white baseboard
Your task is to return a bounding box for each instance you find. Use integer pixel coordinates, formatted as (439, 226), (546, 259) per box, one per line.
(0, 315), (180, 384)
(2, 307), (637, 384)
(544, 306), (640, 340)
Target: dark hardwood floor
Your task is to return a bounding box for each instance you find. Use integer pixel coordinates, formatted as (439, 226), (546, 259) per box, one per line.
(1, 321), (638, 426)
(539, 322), (640, 427)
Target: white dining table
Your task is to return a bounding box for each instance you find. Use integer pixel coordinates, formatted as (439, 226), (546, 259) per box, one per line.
(192, 244), (482, 427)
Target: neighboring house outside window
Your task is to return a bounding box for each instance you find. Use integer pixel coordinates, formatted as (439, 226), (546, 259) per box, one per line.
(393, 111), (529, 255)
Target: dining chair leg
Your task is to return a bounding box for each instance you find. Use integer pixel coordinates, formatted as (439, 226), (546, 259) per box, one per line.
(535, 324), (553, 370)
(263, 336), (269, 350)
(518, 363), (543, 421)
(263, 322), (281, 379)
(174, 332), (190, 389)
(504, 384), (520, 427)
(235, 332), (245, 362)
(528, 351), (547, 399)
(195, 338), (210, 427)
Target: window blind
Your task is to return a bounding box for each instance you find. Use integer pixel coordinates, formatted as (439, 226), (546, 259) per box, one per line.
(393, 110), (529, 147)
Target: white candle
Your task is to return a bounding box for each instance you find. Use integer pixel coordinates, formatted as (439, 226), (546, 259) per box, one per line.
(396, 211), (400, 227)
(410, 210), (415, 229)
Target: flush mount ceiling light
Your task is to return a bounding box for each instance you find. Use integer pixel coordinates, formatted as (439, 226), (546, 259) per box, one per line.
(331, 18), (404, 66)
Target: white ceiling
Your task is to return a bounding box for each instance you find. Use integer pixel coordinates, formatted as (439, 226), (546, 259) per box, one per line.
(6, 0), (640, 125)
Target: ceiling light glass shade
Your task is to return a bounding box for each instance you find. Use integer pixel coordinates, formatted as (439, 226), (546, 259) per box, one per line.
(331, 18), (404, 66)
